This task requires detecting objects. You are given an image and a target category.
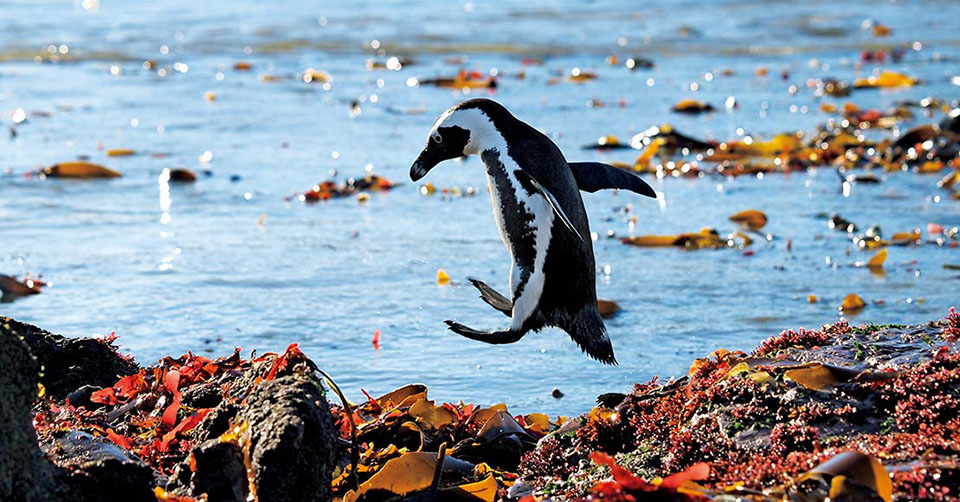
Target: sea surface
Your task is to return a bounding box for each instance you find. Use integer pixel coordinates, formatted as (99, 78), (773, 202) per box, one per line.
(2, 0), (959, 415)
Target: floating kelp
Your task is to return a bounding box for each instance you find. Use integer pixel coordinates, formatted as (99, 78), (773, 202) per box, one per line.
(728, 210), (767, 231)
(629, 125), (714, 152)
(365, 56), (411, 71)
(420, 70), (497, 89)
(854, 71), (917, 89)
(596, 300), (621, 319)
(594, 101), (958, 183)
(583, 135), (631, 150)
(166, 168), (197, 183)
(296, 174), (397, 203)
(621, 227), (753, 250)
(0, 274), (45, 301)
(303, 68), (333, 83)
(672, 99), (715, 114)
(565, 68), (597, 83)
(841, 293), (866, 313)
(809, 77), (851, 97)
(40, 161), (121, 179)
(419, 182), (480, 198)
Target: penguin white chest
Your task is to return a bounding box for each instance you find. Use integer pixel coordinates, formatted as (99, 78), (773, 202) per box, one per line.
(481, 148), (555, 329)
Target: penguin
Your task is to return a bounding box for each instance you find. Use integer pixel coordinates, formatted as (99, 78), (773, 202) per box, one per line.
(410, 98), (657, 364)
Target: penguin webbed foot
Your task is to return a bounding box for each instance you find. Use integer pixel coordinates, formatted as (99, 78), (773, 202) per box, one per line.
(444, 320), (525, 345)
(468, 278), (512, 317)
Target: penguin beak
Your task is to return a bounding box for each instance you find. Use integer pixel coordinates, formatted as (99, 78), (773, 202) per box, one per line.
(410, 146), (443, 182)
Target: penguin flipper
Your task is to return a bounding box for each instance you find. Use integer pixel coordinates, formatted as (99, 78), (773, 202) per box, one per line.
(444, 320), (525, 344)
(568, 162), (657, 198)
(468, 278), (512, 317)
(513, 170), (585, 244)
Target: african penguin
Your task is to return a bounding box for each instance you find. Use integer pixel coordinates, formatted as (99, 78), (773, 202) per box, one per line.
(410, 98), (657, 364)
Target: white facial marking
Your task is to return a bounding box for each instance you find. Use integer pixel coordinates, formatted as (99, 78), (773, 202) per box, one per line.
(428, 107), (495, 155)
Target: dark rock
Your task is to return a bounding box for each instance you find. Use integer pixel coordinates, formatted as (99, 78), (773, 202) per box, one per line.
(2, 317), (137, 400)
(43, 431), (158, 502)
(169, 373), (336, 502)
(237, 374), (336, 502)
(197, 401), (242, 443)
(66, 385), (101, 410)
(168, 439), (247, 502)
(0, 318), (65, 501)
(182, 380), (224, 409)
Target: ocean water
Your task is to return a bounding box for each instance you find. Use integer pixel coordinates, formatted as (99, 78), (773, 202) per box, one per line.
(2, 0), (959, 415)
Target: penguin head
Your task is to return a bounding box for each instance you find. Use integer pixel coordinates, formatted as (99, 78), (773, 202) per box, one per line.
(410, 100), (502, 181)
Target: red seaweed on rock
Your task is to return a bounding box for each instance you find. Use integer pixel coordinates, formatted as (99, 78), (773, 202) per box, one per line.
(517, 314), (960, 501)
(944, 307), (960, 340)
(16, 312), (960, 501)
(753, 320), (848, 357)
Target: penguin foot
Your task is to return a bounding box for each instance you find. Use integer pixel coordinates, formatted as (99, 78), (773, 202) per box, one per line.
(444, 320), (525, 345)
(467, 278), (512, 317)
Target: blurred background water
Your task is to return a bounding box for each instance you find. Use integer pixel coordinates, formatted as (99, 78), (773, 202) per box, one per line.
(2, 0), (958, 415)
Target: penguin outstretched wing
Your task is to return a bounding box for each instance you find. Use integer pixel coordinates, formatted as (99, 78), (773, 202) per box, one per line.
(513, 169), (585, 244)
(568, 162), (657, 198)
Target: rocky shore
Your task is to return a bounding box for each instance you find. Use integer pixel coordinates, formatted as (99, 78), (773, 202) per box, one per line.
(2, 312), (958, 502)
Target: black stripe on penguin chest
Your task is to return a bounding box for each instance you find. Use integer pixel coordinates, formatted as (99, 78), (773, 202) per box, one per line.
(481, 149), (544, 295)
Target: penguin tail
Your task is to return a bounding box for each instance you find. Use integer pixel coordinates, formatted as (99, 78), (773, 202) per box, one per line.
(567, 308), (617, 365)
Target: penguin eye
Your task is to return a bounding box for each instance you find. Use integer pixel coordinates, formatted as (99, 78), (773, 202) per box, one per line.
(432, 132), (442, 144)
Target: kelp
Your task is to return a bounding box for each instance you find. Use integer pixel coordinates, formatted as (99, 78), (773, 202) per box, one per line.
(0, 274), (45, 301)
(593, 103), (959, 187)
(622, 210), (764, 251)
(40, 161), (121, 179)
(27, 312), (960, 501)
(295, 173), (398, 203)
(420, 70), (497, 90)
(515, 314), (960, 502)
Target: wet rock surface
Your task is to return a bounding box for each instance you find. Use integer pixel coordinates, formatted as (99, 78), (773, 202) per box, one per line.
(4, 317), (137, 400)
(0, 318), (64, 502)
(43, 431), (158, 502)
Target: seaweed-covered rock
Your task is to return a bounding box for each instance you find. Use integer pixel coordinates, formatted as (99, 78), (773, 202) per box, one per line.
(2, 317), (137, 400)
(43, 431), (157, 502)
(0, 319), (64, 501)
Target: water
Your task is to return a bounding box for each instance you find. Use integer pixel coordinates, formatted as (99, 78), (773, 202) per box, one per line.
(2, 0), (959, 416)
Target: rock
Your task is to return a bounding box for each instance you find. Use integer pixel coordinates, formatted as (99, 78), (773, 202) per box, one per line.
(66, 385), (101, 410)
(169, 373), (337, 502)
(181, 380), (224, 409)
(43, 431), (158, 502)
(2, 318), (137, 400)
(237, 374), (336, 502)
(168, 439), (247, 502)
(0, 319), (65, 501)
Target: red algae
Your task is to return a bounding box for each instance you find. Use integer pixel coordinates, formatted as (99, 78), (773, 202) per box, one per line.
(26, 313), (960, 501)
(516, 313), (960, 501)
(753, 320), (848, 357)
